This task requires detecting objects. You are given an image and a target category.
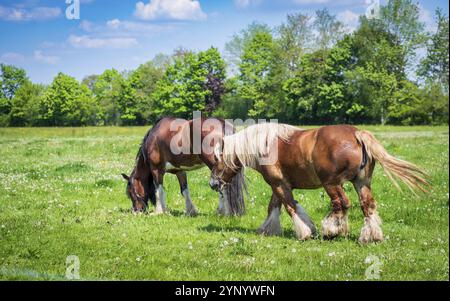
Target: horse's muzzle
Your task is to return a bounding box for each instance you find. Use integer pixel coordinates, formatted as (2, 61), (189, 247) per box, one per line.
(209, 178), (220, 191)
(131, 205), (147, 215)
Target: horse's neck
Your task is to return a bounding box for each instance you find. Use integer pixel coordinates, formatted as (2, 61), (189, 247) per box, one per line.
(134, 153), (150, 180)
(198, 118), (226, 167)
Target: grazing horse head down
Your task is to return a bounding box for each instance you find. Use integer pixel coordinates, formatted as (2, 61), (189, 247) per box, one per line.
(122, 117), (246, 216)
(210, 123), (297, 190)
(121, 140), (156, 214)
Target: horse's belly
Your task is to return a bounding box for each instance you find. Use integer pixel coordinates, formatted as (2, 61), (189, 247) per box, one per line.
(165, 162), (205, 173)
(285, 166), (322, 189)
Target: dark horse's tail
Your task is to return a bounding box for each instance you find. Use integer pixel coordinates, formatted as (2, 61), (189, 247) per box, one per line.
(355, 130), (429, 194)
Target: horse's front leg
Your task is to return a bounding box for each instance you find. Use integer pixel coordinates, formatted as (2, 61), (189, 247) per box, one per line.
(273, 185), (317, 240)
(151, 168), (168, 215)
(176, 171), (198, 217)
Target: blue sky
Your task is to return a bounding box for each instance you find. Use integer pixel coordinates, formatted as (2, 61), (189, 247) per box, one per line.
(0, 0), (448, 84)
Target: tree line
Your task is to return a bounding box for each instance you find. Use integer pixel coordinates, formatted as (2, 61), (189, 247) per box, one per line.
(0, 0), (448, 127)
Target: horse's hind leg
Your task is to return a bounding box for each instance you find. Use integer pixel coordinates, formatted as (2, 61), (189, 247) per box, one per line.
(353, 168), (383, 244)
(257, 193), (282, 236)
(151, 168), (168, 215)
(176, 171), (198, 217)
(273, 185), (317, 240)
(321, 185), (350, 239)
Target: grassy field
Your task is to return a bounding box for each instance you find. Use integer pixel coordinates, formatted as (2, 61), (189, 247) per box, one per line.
(0, 125), (448, 281)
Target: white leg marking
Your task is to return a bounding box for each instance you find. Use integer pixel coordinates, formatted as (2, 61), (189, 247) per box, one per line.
(292, 213), (312, 240)
(359, 212), (383, 244)
(296, 204), (317, 236)
(258, 207), (282, 236)
(322, 211), (349, 238)
(154, 185), (167, 214)
(183, 188), (198, 217)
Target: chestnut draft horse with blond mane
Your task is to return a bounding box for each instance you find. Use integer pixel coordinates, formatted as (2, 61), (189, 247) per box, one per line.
(122, 117), (245, 216)
(209, 123), (428, 244)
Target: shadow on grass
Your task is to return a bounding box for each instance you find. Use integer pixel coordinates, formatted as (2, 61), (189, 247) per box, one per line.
(199, 223), (361, 243)
(116, 207), (208, 218)
(199, 223), (258, 235)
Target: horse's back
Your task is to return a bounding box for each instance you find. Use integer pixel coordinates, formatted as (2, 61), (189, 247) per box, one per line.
(276, 125), (363, 188)
(312, 125), (363, 185)
(145, 117), (221, 171)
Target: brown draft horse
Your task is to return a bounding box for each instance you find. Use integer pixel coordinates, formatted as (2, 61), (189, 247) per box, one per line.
(209, 123), (428, 244)
(122, 117), (245, 216)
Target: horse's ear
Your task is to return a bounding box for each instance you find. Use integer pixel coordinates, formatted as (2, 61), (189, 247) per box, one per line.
(214, 143), (222, 162)
(121, 173), (130, 181)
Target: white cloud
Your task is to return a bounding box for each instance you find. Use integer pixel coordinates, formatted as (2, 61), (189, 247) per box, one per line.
(292, 0), (331, 4)
(79, 20), (95, 32)
(234, 0), (262, 9)
(134, 0), (206, 21)
(106, 19), (173, 33)
(0, 5), (61, 21)
(68, 35), (139, 49)
(0, 52), (25, 63)
(34, 51), (60, 65)
(337, 9), (360, 32)
(106, 19), (121, 30)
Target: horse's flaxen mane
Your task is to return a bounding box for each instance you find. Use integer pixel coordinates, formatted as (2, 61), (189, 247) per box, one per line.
(222, 123), (300, 170)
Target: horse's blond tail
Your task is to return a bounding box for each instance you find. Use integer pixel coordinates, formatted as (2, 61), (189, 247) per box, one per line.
(355, 130), (430, 194)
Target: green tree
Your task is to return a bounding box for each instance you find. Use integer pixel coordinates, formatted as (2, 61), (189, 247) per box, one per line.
(81, 74), (99, 92)
(214, 77), (250, 120)
(9, 81), (45, 127)
(277, 13), (313, 76)
(121, 61), (164, 125)
(340, 18), (407, 124)
(152, 47), (226, 119)
(0, 64), (28, 125)
(387, 80), (431, 125)
(40, 73), (98, 126)
(93, 69), (124, 125)
(379, 0), (426, 69)
(313, 8), (345, 50)
(283, 50), (330, 124)
(238, 31), (284, 119)
(198, 48), (226, 113)
(418, 8), (449, 93)
(224, 22), (272, 75)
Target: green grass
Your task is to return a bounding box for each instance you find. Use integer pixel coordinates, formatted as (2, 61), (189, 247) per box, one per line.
(0, 126), (448, 281)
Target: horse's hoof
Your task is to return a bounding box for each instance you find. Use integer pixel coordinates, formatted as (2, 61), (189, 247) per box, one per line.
(257, 227), (282, 237)
(359, 214), (383, 244)
(149, 210), (170, 216)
